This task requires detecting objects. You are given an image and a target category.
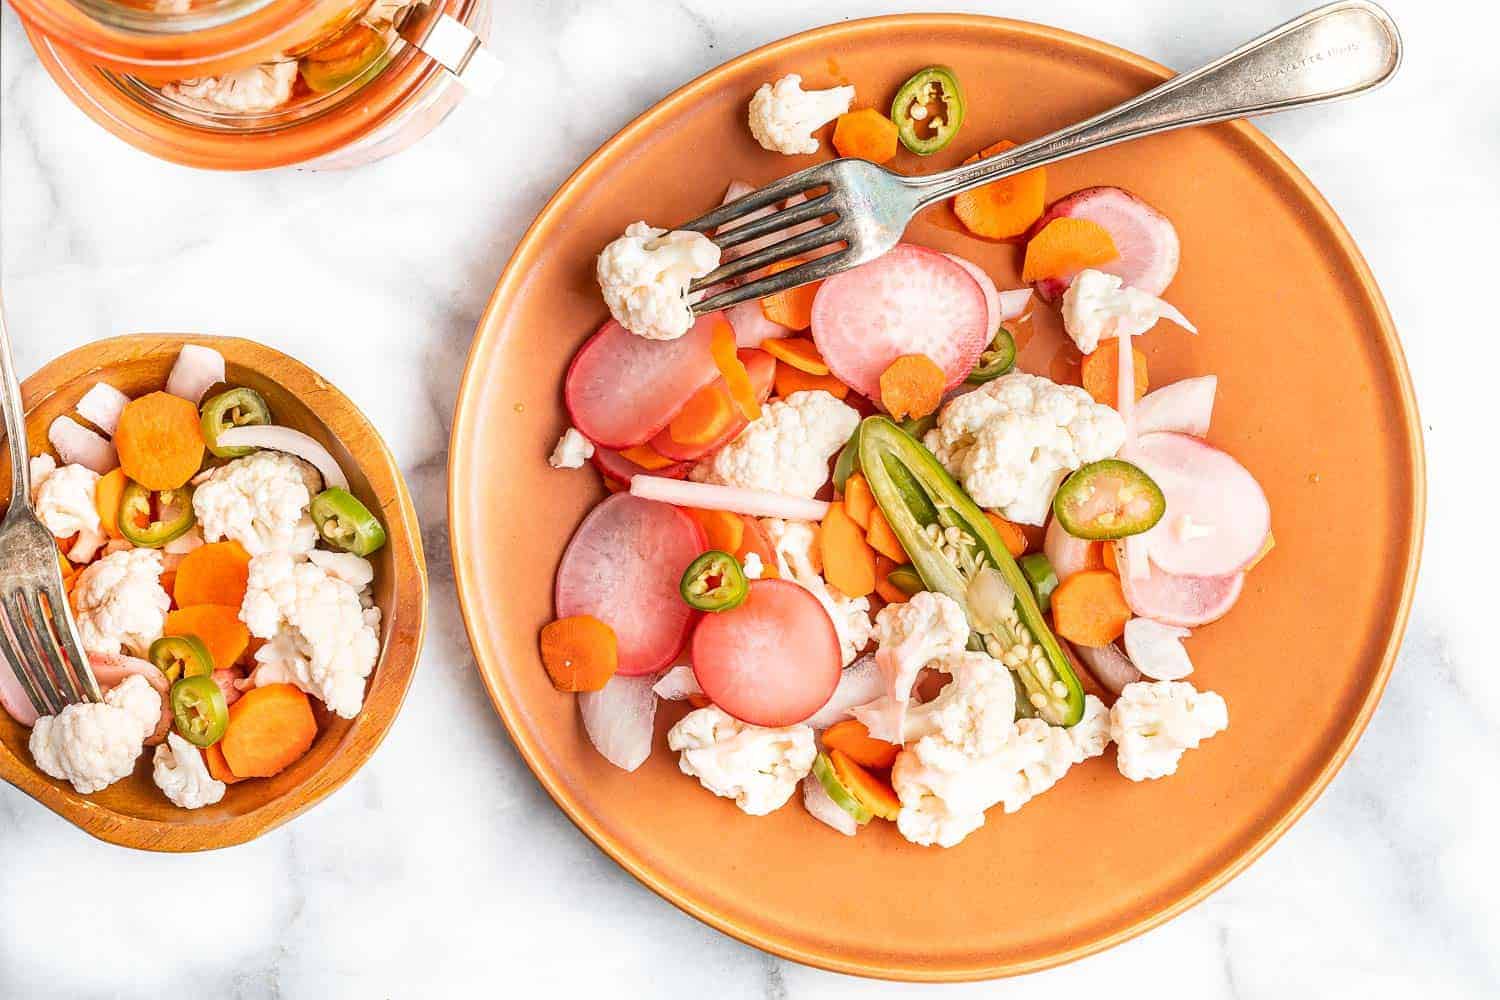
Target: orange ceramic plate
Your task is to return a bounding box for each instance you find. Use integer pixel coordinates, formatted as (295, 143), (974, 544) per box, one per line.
(449, 15), (1423, 981)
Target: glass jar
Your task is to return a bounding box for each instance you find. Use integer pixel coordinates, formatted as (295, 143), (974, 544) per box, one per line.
(11, 0), (494, 170)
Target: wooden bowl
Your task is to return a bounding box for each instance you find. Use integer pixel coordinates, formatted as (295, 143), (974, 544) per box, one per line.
(448, 14), (1424, 981)
(0, 334), (427, 851)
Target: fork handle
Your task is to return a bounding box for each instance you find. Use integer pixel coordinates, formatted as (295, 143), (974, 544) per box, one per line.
(910, 1), (1401, 208)
(0, 296), (30, 510)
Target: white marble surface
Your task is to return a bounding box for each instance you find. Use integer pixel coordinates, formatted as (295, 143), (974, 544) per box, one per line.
(0, 0), (1494, 995)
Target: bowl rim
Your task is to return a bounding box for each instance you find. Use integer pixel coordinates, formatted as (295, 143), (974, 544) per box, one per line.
(448, 13), (1426, 981)
(0, 333), (429, 852)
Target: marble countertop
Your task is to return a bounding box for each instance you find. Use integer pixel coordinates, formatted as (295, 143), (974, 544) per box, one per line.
(1, 0), (1493, 995)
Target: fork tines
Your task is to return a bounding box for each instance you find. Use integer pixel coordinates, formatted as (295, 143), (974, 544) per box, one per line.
(0, 580), (99, 716)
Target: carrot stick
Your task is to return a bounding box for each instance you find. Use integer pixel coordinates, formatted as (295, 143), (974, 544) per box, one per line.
(819, 503), (876, 598)
(1021, 218), (1119, 283)
(113, 391), (205, 491)
(173, 541), (252, 609)
(685, 507), (745, 554)
(1050, 570), (1131, 647)
(617, 443), (676, 471)
(865, 506), (909, 563)
(219, 684), (318, 779)
(760, 260), (822, 330)
(830, 749), (900, 820)
(762, 337), (830, 375)
(710, 320), (762, 421)
(164, 605), (250, 671)
(668, 383), (735, 446)
(94, 468), (126, 539)
(983, 512), (1028, 558)
(773, 362), (850, 400)
(539, 615), (618, 692)
(1081, 340), (1148, 406)
(878, 354), (945, 420)
(953, 140), (1048, 239)
(833, 108), (900, 163)
(203, 741), (242, 784)
(823, 719), (899, 768)
(842, 473), (875, 530)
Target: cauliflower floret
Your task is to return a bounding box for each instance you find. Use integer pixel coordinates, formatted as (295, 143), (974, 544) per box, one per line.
(70, 549), (170, 657)
(747, 74), (855, 155)
(1060, 269), (1196, 355)
(692, 391), (858, 499)
(851, 593), (971, 743)
(741, 551), (764, 580)
(1110, 680), (1228, 781)
(925, 372), (1125, 525)
(548, 427), (595, 469)
(240, 551), (381, 718)
(29, 674), (160, 794)
(152, 732), (226, 810)
(306, 549), (376, 591)
(192, 451), (320, 556)
(162, 61), (297, 114)
(761, 518), (872, 665)
(30, 461), (100, 539)
(596, 222), (721, 341)
(1067, 693), (1112, 761)
(667, 705), (816, 815)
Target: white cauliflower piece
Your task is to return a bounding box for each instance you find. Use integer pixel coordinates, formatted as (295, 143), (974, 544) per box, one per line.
(30, 461), (100, 539)
(241, 552), (381, 718)
(70, 549), (170, 657)
(741, 551), (764, 580)
(1068, 694), (1112, 761)
(1061, 269), (1196, 355)
(851, 593), (971, 743)
(667, 705), (815, 815)
(596, 222), (721, 341)
(162, 61), (297, 114)
(548, 427), (595, 469)
(306, 549), (376, 591)
(1110, 680), (1228, 781)
(192, 451), (320, 556)
(29, 674), (160, 794)
(761, 518), (872, 665)
(925, 372), (1125, 525)
(747, 73), (855, 155)
(692, 390), (858, 499)
(152, 732), (226, 810)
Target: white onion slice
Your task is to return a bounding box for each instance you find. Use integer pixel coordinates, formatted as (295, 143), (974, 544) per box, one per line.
(802, 775), (857, 835)
(804, 655), (885, 730)
(651, 664), (702, 701)
(1123, 617), (1195, 680)
(1157, 299), (1198, 335)
(1070, 641), (1142, 696)
(629, 475), (828, 522)
(1135, 375), (1217, 438)
(216, 425), (349, 491)
(578, 673), (659, 772)
(47, 417), (117, 474)
(996, 288), (1034, 322)
(74, 382), (130, 436)
(165, 344), (226, 405)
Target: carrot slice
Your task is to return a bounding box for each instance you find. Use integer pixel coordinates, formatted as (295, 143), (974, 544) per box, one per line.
(173, 541), (251, 609)
(832, 108), (900, 163)
(1081, 340), (1148, 405)
(735, 515), (779, 578)
(823, 719), (899, 768)
(220, 684), (318, 779)
(878, 354), (945, 420)
(94, 468), (126, 539)
(874, 569), (910, 605)
(1051, 570), (1131, 647)
(953, 140), (1048, 239)
(819, 503), (876, 598)
(843, 473), (875, 530)
(1021, 217), (1119, 284)
(865, 507), (909, 563)
(617, 443), (676, 471)
(163, 605), (250, 671)
(203, 741), (242, 785)
(668, 383), (736, 446)
(983, 512), (1028, 558)
(539, 615), (619, 692)
(685, 507), (745, 554)
(710, 319), (762, 421)
(762, 337), (830, 375)
(113, 391), (205, 491)
(760, 260), (822, 331)
(773, 362), (850, 400)
(830, 749), (900, 821)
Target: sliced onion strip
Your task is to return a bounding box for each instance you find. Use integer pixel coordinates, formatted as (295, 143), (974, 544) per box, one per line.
(629, 475), (829, 522)
(47, 417), (117, 474)
(165, 344), (226, 405)
(216, 425), (349, 491)
(74, 382), (130, 436)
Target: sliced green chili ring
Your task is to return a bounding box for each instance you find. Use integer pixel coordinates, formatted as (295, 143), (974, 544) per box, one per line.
(200, 387), (272, 459)
(885, 564), (926, 596)
(679, 550), (749, 612)
(118, 481), (196, 548)
(148, 634), (214, 685)
(858, 416), (1085, 726)
(1018, 553), (1059, 615)
(890, 66), (966, 155)
(898, 413), (939, 439)
(966, 327), (1017, 384)
(811, 752), (872, 824)
(1052, 459), (1167, 540)
(310, 488), (388, 556)
(170, 675), (228, 748)
(831, 423), (863, 493)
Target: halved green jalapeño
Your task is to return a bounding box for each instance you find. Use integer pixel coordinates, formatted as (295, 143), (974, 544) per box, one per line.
(885, 564), (925, 596)
(149, 634), (214, 684)
(857, 417), (1085, 726)
(890, 66), (966, 155)
(171, 675), (228, 748)
(200, 387), (272, 459)
(118, 482), (196, 548)
(1052, 459), (1166, 540)
(966, 327), (1017, 384)
(679, 550), (749, 613)
(310, 488), (387, 556)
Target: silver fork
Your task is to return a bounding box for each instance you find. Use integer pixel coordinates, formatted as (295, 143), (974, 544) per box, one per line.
(687, 0), (1401, 313)
(0, 297), (101, 716)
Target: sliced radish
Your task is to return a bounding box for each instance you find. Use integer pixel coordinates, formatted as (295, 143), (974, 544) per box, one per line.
(1070, 641), (1142, 696)
(1128, 432), (1270, 577)
(216, 425), (348, 491)
(48, 417), (117, 475)
(652, 664), (702, 701)
(74, 382), (130, 436)
(810, 244), (989, 399)
(1044, 516), (1098, 583)
(0, 659), (38, 728)
(803, 655), (885, 730)
(88, 653), (172, 746)
(941, 252), (1001, 333)
(1135, 375), (1217, 438)
(565, 315), (723, 449)
(1123, 617), (1195, 681)
(1117, 546), (1245, 627)
(165, 344), (226, 405)
(1030, 187), (1181, 303)
(579, 673), (659, 772)
(555, 494), (705, 675)
(590, 447), (690, 485)
(629, 475), (830, 522)
(648, 349), (774, 462)
(691, 579), (841, 727)
(727, 299), (791, 348)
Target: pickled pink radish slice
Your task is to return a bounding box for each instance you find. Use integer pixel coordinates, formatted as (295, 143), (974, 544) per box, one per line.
(579, 673), (659, 772)
(48, 417), (117, 474)
(940, 252), (1001, 332)
(1134, 375), (1218, 438)
(690, 579), (841, 727)
(75, 382), (130, 436)
(564, 315), (724, 449)
(1117, 548), (1245, 627)
(810, 245), (989, 399)
(727, 299), (791, 348)
(648, 349), (774, 462)
(1030, 187), (1181, 302)
(165, 344), (226, 405)
(0, 658), (38, 727)
(591, 448), (690, 485)
(1070, 641), (1141, 696)
(1044, 516), (1098, 583)
(1129, 432), (1270, 577)
(88, 653), (172, 745)
(555, 494), (706, 675)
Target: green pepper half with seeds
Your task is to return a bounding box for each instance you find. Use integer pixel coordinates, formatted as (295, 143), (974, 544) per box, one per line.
(890, 66), (966, 155)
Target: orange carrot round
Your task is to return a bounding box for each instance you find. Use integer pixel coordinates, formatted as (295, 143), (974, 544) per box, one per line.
(819, 503), (876, 598)
(173, 541), (252, 609)
(879, 354), (945, 420)
(685, 507), (745, 554)
(1081, 340), (1148, 406)
(164, 604), (249, 671)
(1051, 570), (1131, 647)
(539, 615), (619, 692)
(762, 337), (830, 375)
(760, 260), (822, 330)
(1021, 218), (1119, 284)
(823, 719), (899, 769)
(953, 140), (1048, 239)
(114, 391), (205, 491)
(203, 741), (242, 784)
(94, 468), (127, 539)
(983, 512), (1028, 558)
(773, 362), (849, 400)
(669, 384), (735, 446)
(220, 684), (318, 779)
(832, 108), (900, 163)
